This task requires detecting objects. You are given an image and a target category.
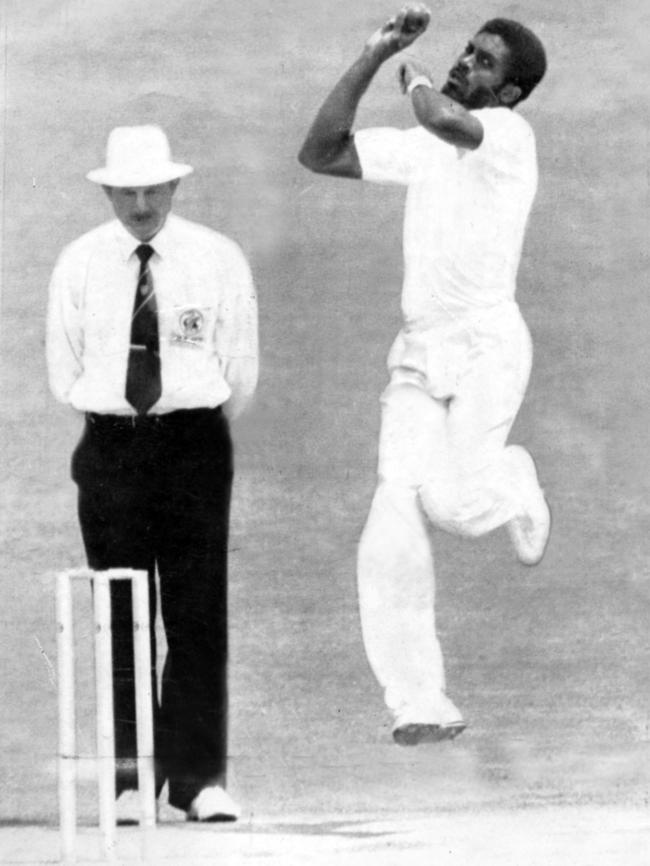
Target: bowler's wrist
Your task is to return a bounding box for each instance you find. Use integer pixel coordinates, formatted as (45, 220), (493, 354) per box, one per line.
(361, 41), (395, 66)
(407, 75), (433, 96)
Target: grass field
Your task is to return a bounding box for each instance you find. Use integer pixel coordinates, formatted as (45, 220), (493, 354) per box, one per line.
(1, 0), (649, 862)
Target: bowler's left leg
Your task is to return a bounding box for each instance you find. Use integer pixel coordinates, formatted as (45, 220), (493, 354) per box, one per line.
(419, 306), (550, 563)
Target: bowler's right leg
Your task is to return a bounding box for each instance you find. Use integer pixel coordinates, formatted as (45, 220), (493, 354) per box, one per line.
(357, 374), (464, 743)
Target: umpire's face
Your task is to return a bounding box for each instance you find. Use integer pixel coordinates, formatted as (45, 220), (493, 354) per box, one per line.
(103, 180), (179, 242)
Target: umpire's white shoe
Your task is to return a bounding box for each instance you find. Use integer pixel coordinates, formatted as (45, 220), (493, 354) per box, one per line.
(392, 695), (466, 746)
(186, 786), (241, 822)
(507, 446), (551, 567)
(116, 789), (154, 825)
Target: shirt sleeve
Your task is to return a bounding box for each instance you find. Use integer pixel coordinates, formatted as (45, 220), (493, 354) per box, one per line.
(470, 108), (536, 177)
(46, 245), (85, 406)
(354, 127), (422, 186)
(216, 241), (259, 421)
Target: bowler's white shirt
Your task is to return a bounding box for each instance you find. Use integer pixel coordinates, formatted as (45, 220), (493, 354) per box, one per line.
(355, 107), (537, 325)
(47, 214), (258, 417)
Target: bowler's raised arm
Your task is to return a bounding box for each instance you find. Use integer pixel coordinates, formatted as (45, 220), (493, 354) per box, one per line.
(298, 5), (430, 177)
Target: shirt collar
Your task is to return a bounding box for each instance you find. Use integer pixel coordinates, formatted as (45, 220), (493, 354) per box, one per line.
(113, 213), (176, 262)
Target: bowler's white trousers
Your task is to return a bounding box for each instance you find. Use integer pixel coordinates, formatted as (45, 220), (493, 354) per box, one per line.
(357, 300), (534, 721)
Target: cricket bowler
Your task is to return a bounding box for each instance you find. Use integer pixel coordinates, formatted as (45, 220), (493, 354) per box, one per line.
(299, 6), (550, 745)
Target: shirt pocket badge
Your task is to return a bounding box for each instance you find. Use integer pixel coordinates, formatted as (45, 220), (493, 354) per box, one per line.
(169, 305), (212, 348)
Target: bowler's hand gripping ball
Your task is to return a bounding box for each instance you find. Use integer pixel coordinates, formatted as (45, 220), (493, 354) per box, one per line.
(400, 5), (431, 36)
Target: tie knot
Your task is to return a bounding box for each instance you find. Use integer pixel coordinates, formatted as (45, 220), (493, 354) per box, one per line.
(135, 244), (155, 265)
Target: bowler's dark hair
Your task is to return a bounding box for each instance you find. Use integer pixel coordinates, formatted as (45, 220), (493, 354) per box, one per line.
(480, 18), (547, 103)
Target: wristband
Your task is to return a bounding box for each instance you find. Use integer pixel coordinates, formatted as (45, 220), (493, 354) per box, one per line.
(407, 75), (433, 96)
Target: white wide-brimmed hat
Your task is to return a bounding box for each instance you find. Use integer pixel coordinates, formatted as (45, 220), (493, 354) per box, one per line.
(86, 125), (193, 187)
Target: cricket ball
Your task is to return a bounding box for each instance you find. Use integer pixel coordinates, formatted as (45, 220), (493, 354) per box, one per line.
(402, 8), (429, 34)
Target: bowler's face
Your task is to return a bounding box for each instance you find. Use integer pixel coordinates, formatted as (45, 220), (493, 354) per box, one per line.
(104, 180), (178, 241)
(441, 32), (512, 109)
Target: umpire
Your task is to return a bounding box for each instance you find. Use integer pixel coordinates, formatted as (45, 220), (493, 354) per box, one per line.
(46, 125), (258, 821)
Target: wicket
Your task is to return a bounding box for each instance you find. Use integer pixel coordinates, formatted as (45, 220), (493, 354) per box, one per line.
(56, 568), (157, 863)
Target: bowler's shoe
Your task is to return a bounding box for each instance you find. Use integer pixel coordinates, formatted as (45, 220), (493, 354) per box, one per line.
(392, 693), (466, 746)
(186, 785), (241, 822)
(507, 446), (551, 566)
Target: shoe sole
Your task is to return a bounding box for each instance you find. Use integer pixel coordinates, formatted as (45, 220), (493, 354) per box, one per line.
(509, 448), (552, 567)
(518, 498), (553, 567)
(185, 809), (240, 824)
(392, 721), (467, 746)
(186, 811), (239, 823)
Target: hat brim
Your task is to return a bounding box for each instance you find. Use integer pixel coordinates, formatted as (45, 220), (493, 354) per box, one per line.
(86, 163), (193, 187)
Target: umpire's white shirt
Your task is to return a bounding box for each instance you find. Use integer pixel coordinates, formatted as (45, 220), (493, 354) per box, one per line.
(47, 214), (258, 418)
(355, 107), (537, 325)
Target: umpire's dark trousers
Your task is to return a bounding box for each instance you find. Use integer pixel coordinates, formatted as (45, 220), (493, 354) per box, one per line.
(72, 407), (233, 811)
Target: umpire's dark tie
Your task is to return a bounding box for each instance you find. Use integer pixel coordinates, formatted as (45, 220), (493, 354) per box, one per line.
(125, 243), (162, 414)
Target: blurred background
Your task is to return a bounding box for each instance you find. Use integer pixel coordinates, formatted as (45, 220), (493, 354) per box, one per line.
(0, 0), (648, 837)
